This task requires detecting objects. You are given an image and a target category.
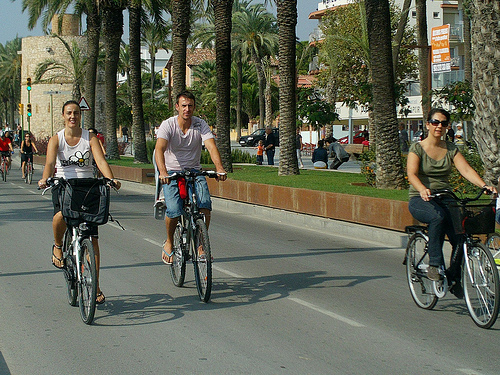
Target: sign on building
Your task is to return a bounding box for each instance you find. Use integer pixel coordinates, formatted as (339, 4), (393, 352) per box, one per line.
(431, 24), (451, 73)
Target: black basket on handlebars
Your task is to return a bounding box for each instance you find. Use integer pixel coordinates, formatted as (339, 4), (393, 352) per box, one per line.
(448, 200), (496, 235)
(58, 178), (110, 226)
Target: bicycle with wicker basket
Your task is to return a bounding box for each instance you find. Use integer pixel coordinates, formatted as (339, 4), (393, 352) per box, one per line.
(404, 188), (499, 329)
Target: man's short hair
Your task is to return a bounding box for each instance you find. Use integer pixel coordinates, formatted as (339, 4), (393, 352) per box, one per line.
(176, 91), (196, 105)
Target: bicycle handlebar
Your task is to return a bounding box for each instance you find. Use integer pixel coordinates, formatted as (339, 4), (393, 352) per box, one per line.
(39, 177), (118, 194)
(166, 169), (224, 181)
(429, 188), (492, 204)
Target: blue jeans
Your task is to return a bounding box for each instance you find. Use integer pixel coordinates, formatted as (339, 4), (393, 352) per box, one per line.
(162, 171), (212, 218)
(408, 196), (459, 267)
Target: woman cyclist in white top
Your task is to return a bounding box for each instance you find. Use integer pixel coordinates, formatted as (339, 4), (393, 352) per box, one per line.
(38, 100), (121, 304)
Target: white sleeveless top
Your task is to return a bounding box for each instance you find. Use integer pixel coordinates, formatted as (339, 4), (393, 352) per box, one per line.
(54, 128), (94, 179)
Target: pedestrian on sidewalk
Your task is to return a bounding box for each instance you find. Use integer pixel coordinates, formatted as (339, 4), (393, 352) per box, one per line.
(264, 126), (276, 165)
(255, 140), (264, 165)
(312, 139), (328, 169)
(325, 137), (349, 170)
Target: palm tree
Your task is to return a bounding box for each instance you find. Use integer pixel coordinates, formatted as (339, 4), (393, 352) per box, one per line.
(211, 0), (234, 173)
(171, 0), (191, 99)
(0, 38), (22, 128)
(364, 0), (405, 189)
(275, 0), (298, 176)
(34, 34), (86, 101)
(128, 0), (148, 162)
(101, 0), (126, 159)
(415, 0), (430, 117)
(469, 0), (500, 184)
(142, 18), (171, 101)
(233, 4), (278, 128)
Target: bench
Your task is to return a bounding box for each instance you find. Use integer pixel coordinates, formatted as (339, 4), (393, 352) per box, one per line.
(344, 144), (369, 159)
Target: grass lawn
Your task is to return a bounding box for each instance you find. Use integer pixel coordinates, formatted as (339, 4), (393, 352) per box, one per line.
(108, 156), (410, 202)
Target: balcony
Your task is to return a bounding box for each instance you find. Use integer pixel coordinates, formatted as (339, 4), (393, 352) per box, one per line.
(449, 24), (463, 42)
(309, 28), (324, 44)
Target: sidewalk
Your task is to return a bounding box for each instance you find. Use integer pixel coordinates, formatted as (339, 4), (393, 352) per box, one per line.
(233, 142), (362, 173)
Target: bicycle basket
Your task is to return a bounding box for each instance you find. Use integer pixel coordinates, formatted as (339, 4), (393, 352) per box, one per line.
(59, 178), (110, 226)
(448, 200), (496, 235)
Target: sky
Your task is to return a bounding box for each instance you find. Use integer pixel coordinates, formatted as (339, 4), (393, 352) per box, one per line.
(0, 0), (319, 46)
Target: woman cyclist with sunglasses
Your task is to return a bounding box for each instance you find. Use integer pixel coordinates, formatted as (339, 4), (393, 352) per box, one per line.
(407, 108), (497, 296)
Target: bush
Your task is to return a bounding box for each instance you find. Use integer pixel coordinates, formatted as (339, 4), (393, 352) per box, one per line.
(449, 142), (483, 195)
(359, 142), (485, 194)
(146, 140), (156, 163)
(200, 148), (257, 165)
(34, 136), (50, 155)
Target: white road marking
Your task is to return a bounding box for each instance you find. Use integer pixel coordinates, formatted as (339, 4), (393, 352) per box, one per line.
(144, 238), (162, 247)
(213, 265), (244, 279)
(288, 297), (365, 327)
(141, 237), (360, 327)
(457, 369), (484, 375)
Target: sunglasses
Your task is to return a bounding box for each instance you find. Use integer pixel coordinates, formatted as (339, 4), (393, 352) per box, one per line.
(429, 119), (449, 127)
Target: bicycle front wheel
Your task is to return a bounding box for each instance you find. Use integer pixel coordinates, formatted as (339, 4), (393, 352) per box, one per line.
(405, 233), (438, 309)
(2, 161), (6, 182)
(463, 242), (500, 329)
(485, 232), (500, 270)
(192, 218), (212, 302)
(170, 224), (187, 287)
(78, 238), (98, 325)
(63, 230), (77, 306)
(27, 163), (33, 184)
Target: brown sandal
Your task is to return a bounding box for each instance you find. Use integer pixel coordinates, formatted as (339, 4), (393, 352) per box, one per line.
(51, 244), (65, 269)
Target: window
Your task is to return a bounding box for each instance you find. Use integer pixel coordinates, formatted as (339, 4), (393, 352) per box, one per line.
(411, 11), (416, 18)
(433, 12), (440, 19)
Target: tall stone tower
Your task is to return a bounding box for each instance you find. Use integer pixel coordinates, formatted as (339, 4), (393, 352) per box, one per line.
(20, 14), (86, 139)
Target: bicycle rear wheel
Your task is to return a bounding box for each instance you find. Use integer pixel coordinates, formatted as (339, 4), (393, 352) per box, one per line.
(405, 233), (438, 309)
(170, 224), (187, 287)
(63, 230), (77, 306)
(485, 232), (500, 270)
(192, 218), (212, 302)
(78, 238), (97, 324)
(463, 242), (500, 329)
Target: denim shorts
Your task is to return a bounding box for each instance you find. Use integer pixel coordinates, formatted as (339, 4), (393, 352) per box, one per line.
(162, 171), (212, 218)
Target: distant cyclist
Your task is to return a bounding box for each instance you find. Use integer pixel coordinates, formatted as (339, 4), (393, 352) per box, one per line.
(20, 132), (39, 179)
(0, 130), (14, 170)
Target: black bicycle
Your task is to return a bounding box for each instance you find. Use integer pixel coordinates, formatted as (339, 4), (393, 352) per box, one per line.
(164, 169), (220, 303)
(404, 188), (500, 329)
(24, 152), (34, 184)
(43, 177), (117, 324)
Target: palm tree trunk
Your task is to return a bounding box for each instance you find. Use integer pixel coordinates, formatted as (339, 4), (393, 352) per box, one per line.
(392, 0), (411, 76)
(213, 0), (234, 173)
(463, 6), (472, 83)
(84, 5), (101, 130)
(236, 54), (243, 140)
(171, 0), (191, 101)
(102, 5), (124, 160)
(276, 0), (299, 176)
(364, 0), (405, 189)
(129, 0), (148, 163)
(150, 50), (156, 101)
(415, 0), (430, 117)
(251, 50), (266, 128)
(470, 0), (500, 184)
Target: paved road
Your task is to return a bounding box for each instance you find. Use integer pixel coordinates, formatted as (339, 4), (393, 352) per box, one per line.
(1, 156), (499, 374)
